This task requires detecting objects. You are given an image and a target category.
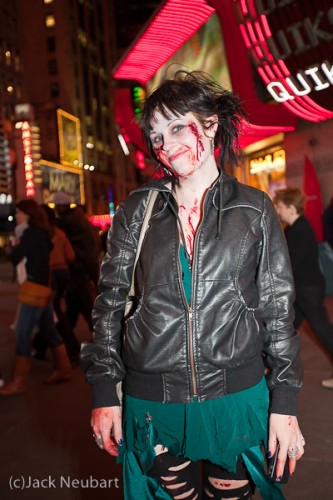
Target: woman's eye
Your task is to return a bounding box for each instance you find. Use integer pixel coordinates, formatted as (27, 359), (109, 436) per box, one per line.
(152, 136), (162, 145)
(172, 124), (184, 133)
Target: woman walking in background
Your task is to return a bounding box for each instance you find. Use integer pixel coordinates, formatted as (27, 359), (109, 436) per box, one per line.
(0, 199), (71, 396)
(32, 205), (79, 363)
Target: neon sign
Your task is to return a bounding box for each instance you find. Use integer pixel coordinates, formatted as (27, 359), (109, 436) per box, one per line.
(249, 149), (285, 174)
(233, 0), (333, 122)
(21, 121), (35, 197)
(89, 214), (113, 230)
(267, 62), (333, 102)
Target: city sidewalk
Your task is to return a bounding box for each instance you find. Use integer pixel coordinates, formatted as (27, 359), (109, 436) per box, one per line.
(0, 259), (333, 499)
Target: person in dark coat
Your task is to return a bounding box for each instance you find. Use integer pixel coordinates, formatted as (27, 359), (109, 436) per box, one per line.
(54, 193), (99, 332)
(275, 187), (333, 389)
(323, 197), (333, 249)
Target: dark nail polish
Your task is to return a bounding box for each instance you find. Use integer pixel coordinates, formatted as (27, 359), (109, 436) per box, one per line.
(118, 438), (123, 445)
(267, 451), (272, 458)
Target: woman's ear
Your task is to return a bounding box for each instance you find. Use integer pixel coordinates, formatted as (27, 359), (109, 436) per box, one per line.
(205, 114), (218, 138)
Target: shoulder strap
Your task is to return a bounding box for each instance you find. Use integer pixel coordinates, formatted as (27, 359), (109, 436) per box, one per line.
(127, 189), (158, 300)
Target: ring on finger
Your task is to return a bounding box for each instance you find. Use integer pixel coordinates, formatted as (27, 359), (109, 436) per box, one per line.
(94, 435), (104, 448)
(287, 447), (298, 460)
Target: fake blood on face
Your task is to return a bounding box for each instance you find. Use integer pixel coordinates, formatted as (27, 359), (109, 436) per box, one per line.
(187, 122), (204, 161)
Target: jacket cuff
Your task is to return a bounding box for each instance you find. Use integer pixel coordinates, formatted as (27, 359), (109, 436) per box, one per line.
(270, 385), (299, 416)
(90, 380), (120, 409)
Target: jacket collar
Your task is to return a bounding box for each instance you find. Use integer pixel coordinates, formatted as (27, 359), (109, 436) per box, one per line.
(129, 170), (236, 199)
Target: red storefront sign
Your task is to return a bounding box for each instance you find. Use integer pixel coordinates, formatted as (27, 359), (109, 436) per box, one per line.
(233, 0), (333, 122)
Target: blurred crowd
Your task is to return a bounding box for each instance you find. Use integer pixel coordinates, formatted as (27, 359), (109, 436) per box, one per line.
(0, 192), (104, 396)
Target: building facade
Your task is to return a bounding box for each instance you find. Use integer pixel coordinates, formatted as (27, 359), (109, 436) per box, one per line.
(0, 0), (157, 231)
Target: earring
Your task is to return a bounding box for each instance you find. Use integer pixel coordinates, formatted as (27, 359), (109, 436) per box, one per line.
(157, 162), (173, 177)
(210, 138), (215, 155)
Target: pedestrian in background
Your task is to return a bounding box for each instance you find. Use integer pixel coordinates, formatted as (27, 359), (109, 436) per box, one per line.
(54, 193), (99, 333)
(0, 199), (72, 396)
(275, 187), (333, 389)
(81, 71), (304, 499)
(323, 196), (333, 249)
(32, 204), (79, 363)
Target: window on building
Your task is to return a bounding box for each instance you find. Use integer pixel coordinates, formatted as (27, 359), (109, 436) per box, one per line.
(46, 36), (56, 52)
(45, 14), (55, 28)
(5, 50), (11, 66)
(15, 54), (21, 71)
(50, 82), (59, 98)
(48, 59), (58, 75)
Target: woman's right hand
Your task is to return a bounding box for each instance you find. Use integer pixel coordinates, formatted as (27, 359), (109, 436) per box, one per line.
(91, 406), (123, 456)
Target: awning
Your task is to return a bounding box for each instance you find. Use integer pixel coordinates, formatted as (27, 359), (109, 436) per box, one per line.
(113, 0), (298, 153)
(113, 0), (215, 84)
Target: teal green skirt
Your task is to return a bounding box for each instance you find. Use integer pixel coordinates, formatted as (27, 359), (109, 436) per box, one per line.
(118, 377), (285, 499)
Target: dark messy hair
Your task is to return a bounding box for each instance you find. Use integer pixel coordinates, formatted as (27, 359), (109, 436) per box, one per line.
(16, 198), (52, 235)
(140, 70), (247, 171)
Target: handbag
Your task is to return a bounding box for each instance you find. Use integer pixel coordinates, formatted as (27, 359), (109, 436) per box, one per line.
(17, 280), (52, 308)
(124, 189), (158, 316)
(117, 190), (158, 404)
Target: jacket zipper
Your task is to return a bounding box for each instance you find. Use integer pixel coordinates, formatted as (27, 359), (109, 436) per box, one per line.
(177, 250), (197, 399)
(188, 306), (197, 397)
(177, 188), (211, 400)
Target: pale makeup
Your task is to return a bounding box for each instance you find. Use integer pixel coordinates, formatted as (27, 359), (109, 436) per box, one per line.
(150, 110), (218, 259)
(149, 111), (214, 179)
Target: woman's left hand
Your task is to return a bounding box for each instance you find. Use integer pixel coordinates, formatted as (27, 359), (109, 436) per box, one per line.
(268, 413), (305, 479)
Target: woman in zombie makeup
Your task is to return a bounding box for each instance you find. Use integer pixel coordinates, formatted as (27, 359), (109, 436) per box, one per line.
(81, 71), (304, 499)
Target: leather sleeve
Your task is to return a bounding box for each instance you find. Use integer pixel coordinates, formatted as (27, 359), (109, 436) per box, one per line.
(80, 200), (141, 408)
(256, 193), (303, 415)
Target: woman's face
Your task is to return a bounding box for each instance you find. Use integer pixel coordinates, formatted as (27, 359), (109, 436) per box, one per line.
(149, 110), (217, 179)
(15, 208), (28, 226)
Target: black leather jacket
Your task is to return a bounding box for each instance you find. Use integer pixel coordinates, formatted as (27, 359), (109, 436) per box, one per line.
(81, 172), (303, 415)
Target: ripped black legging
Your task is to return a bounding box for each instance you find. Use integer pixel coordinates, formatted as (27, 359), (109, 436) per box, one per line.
(147, 451), (254, 499)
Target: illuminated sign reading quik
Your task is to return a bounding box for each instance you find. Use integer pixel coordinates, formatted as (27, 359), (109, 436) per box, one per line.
(267, 62), (333, 102)
(233, 0), (333, 122)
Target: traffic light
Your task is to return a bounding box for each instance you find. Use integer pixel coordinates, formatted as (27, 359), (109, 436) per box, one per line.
(132, 86), (146, 118)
